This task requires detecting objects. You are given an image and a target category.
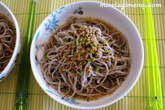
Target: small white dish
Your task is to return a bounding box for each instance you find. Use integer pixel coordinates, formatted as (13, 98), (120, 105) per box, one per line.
(0, 2), (21, 82)
(30, 1), (144, 109)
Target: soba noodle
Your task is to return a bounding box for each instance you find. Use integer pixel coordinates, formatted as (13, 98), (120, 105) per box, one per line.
(36, 16), (131, 100)
(0, 16), (15, 74)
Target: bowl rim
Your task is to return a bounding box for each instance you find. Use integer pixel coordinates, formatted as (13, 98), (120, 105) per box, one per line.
(0, 2), (21, 82)
(30, 1), (144, 109)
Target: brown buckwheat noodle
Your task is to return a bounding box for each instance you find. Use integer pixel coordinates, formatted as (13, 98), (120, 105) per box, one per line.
(0, 18), (15, 73)
(36, 16), (131, 100)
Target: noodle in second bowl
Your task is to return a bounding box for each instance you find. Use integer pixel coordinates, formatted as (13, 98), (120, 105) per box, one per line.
(0, 13), (16, 74)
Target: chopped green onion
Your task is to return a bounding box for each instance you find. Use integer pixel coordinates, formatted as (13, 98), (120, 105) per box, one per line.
(109, 30), (111, 33)
(90, 44), (94, 48)
(44, 55), (47, 58)
(83, 39), (86, 41)
(81, 70), (84, 74)
(99, 38), (102, 42)
(79, 38), (82, 42)
(87, 48), (91, 51)
(64, 53), (67, 57)
(78, 58), (81, 61)
(114, 64), (116, 66)
(109, 67), (112, 69)
(70, 41), (74, 44)
(101, 52), (103, 55)
(123, 65), (126, 69)
(58, 34), (60, 37)
(102, 89), (104, 92)
(92, 51), (94, 54)
(73, 52), (75, 55)
(105, 50), (108, 53)
(81, 51), (84, 54)
(66, 83), (69, 85)
(89, 33), (92, 36)
(104, 40), (107, 43)
(77, 43), (80, 46)
(82, 41), (85, 45)
(87, 58), (91, 62)
(82, 33), (85, 36)
(64, 38), (67, 41)
(111, 56), (114, 59)
(75, 28), (77, 31)
(95, 66), (99, 71)
(90, 44), (93, 46)
(94, 44), (97, 46)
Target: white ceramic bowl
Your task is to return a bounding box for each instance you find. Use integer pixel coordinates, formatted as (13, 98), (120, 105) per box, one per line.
(30, 1), (144, 109)
(0, 2), (21, 82)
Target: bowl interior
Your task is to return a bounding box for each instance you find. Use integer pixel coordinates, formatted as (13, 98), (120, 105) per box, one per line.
(30, 1), (144, 109)
(0, 2), (21, 82)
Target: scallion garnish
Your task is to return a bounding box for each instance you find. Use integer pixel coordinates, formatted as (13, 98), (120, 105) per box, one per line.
(70, 41), (74, 44)
(81, 70), (84, 74)
(77, 43), (80, 46)
(44, 55), (47, 58)
(99, 38), (102, 42)
(111, 56), (114, 59)
(82, 41), (85, 45)
(90, 44), (94, 47)
(66, 82), (69, 85)
(64, 38), (66, 41)
(105, 50), (108, 53)
(95, 66), (99, 71)
(79, 38), (82, 42)
(123, 65), (126, 69)
(78, 58), (81, 61)
(90, 44), (94, 48)
(87, 58), (91, 62)
(81, 51), (84, 54)
(82, 33), (85, 36)
(92, 51), (94, 54)
(89, 33), (92, 36)
(58, 34), (60, 37)
(75, 28), (77, 31)
(64, 53), (67, 57)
